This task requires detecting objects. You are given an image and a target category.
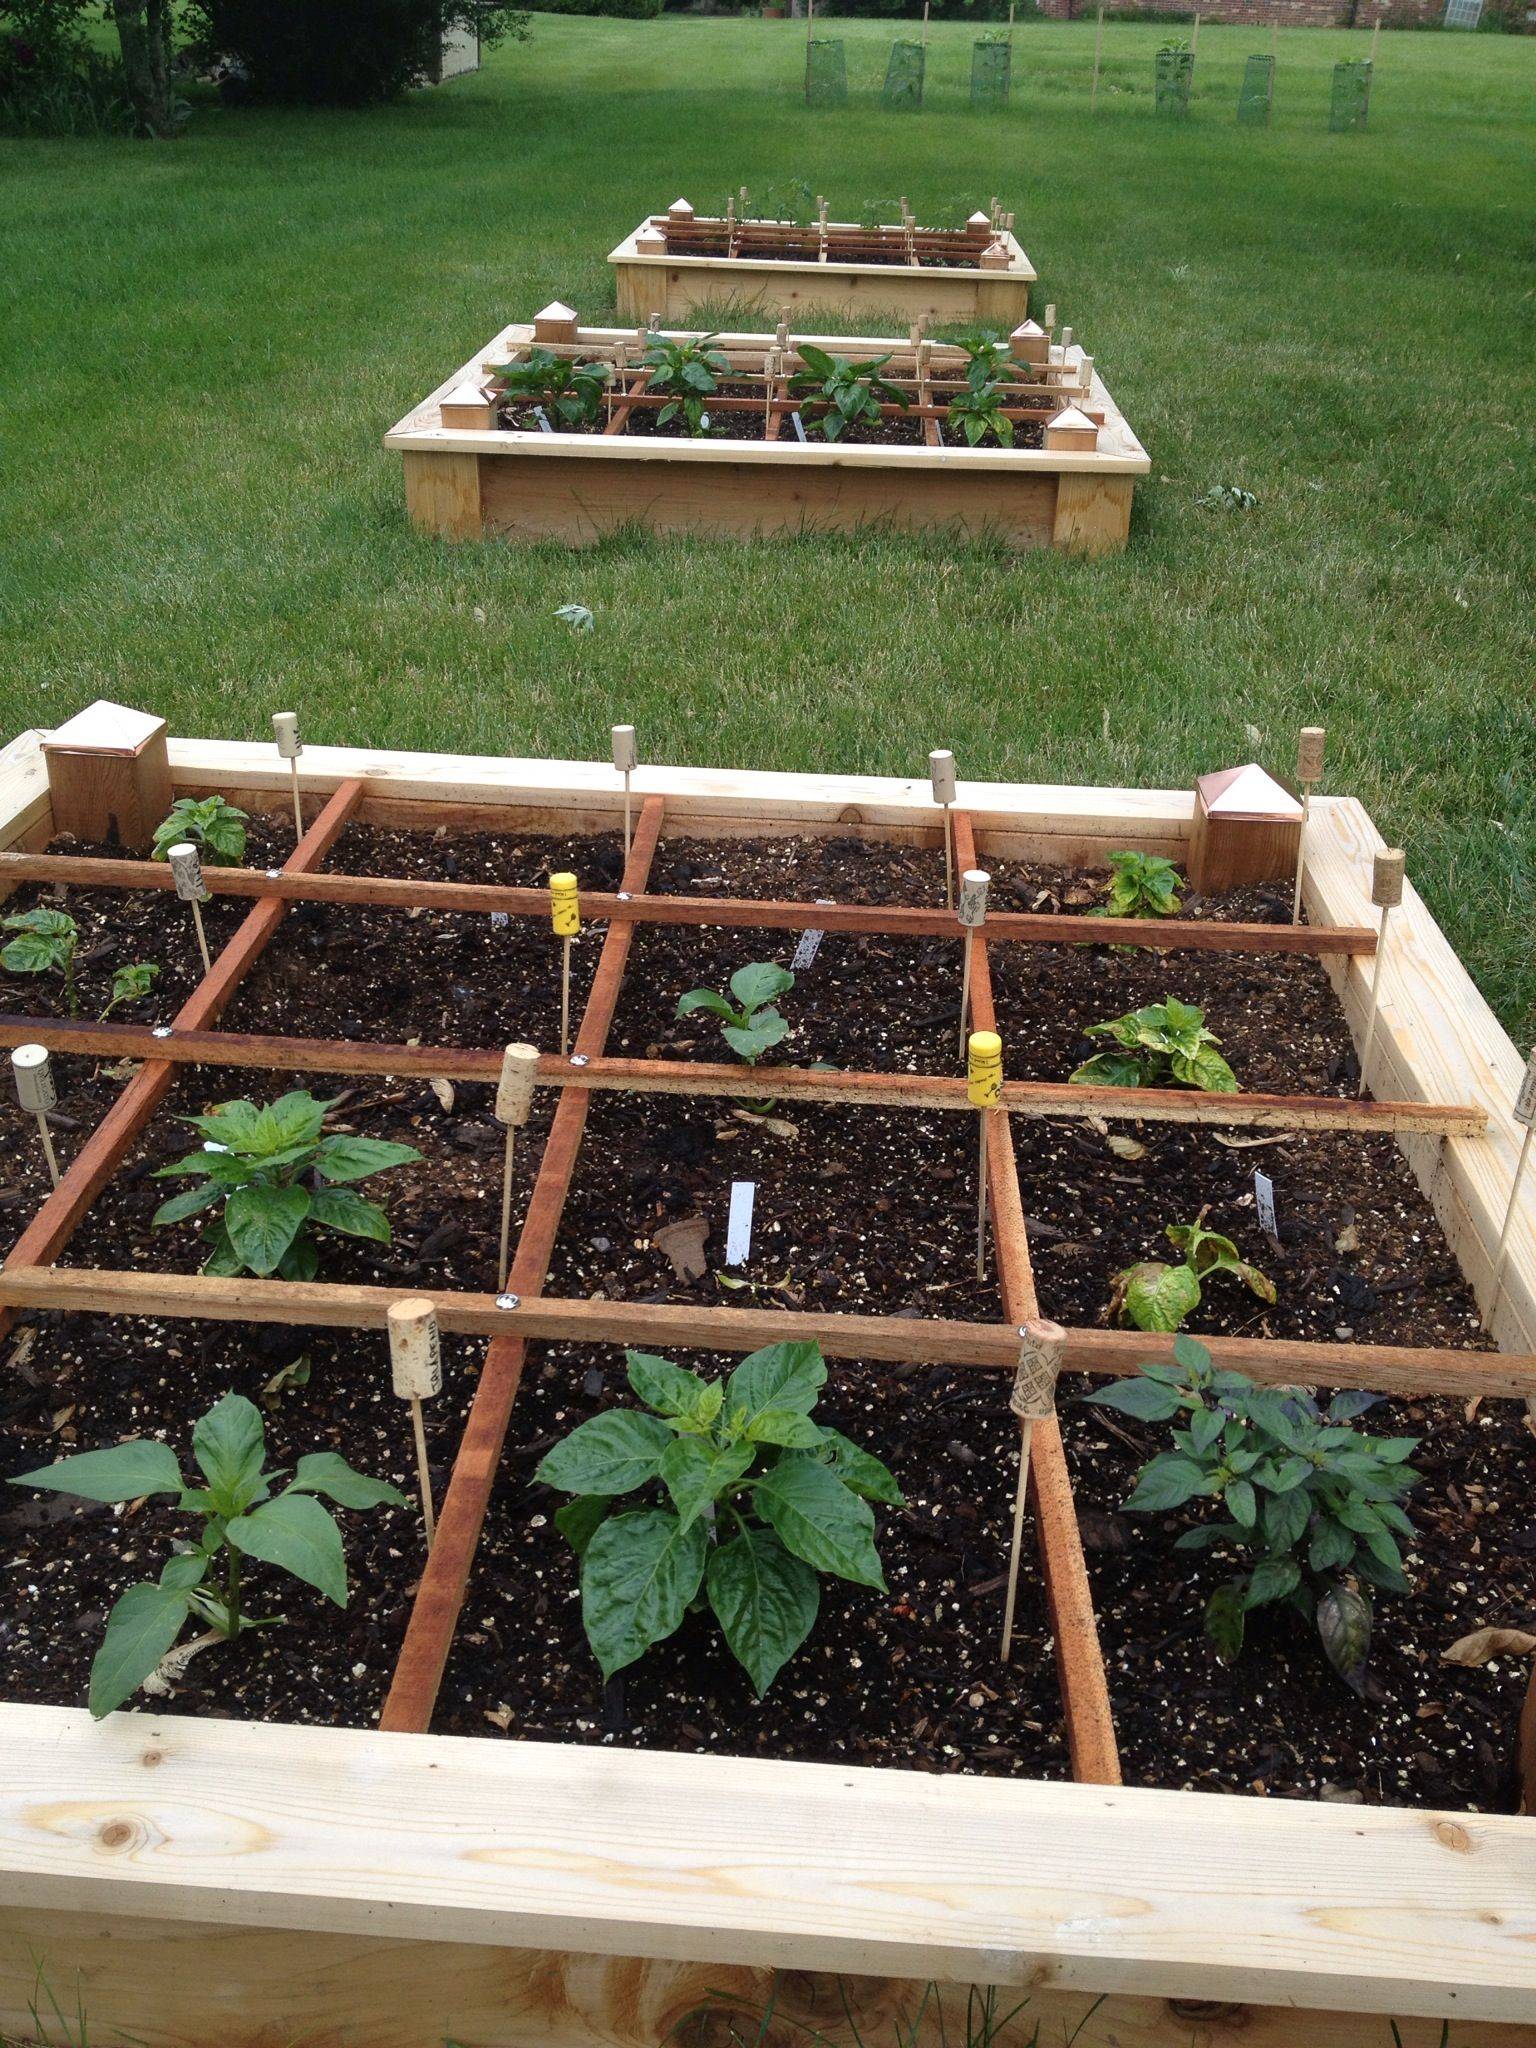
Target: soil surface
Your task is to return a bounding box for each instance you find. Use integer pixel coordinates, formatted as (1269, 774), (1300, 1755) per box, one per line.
(436, 1342), (1063, 1775)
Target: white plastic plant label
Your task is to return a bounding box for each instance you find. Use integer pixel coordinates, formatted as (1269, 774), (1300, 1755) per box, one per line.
(1253, 1169), (1279, 1241)
(725, 1182), (756, 1266)
(791, 902), (835, 972)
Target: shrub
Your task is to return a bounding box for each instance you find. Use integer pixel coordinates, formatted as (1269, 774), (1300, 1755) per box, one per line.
(186, 0), (531, 106)
(528, 0), (659, 16)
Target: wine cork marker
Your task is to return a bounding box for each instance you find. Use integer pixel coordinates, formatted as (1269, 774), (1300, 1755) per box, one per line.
(1000, 1318), (1065, 1663)
(494, 1042), (540, 1287)
(1486, 1045), (1536, 1331)
(387, 1297), (443, 1550)
(968, 1029), (1003, 1280)
(1356, 848), (1405, 1100)
(11, 1044), (61, 1189)
(957, 868), (990, 1057)
(549, 872), (580, 1057)
(611, 724), (638, 858)
(273, 710), (303, 840)
(930, 748), (957, 909)
(1292, 726), (1325, 926)
(166, 842), (212, 973)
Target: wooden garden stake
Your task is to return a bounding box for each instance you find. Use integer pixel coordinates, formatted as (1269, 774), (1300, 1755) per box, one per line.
(1000, 1317), (1064, 1664)
(968, 1029), (1002, 1280)
(11, 1044), (60, 1189)
(1485, 1045), (1536, 1330)
(1091, 3), (1104, 112)
(1370, 12), (1380, 61)
(1356, 848), (1405, 1100)
(957, 867), (990, 1057)
(387, 1297), (442, 1552)
(1292, 725), (1326, 926)
(273, 711), (303, 840)
(166, 842), (212, 973)
(611, 724), (638, 857)
(929, 748), (957, 909)
(1191, 9), (1200, 51)
(549, 871), (580, 1057)
(494, 1041), (540, 1288)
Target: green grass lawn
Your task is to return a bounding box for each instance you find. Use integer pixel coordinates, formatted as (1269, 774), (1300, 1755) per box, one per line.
(1, 18), (1532, 1034)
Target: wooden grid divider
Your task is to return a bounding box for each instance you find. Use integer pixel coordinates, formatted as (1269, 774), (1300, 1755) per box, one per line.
(0, 850), (1380, 958)
(379, 795), (666, 1734)
(0, 780), (365, 1344)
(954, 812), (1120, 1785)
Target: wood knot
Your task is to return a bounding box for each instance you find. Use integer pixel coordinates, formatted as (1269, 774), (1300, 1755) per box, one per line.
(97, 1819), (137, 1851)
(140, 1749), (164, 1768)
(837, 805), (864, 825)
(1433, 1820), (1474, 1853)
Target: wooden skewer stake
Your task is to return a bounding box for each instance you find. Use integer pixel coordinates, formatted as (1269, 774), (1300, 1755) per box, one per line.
(549, 872), (580, 1058)
(494, 1042), (540, 1288)
(166, 842), (212, 974)
(1191, 9), (1200, 52)
(11, 1044), (60, 1189)
(968, 1030), (1002, 1281)
(1091, 3), (1104, 113)
(611, 724), (637, 858)
(1370, 12), (1380, 62)
(1292, 725), (1326, 926)
(387, 1297), (442, 1551)
(1000, 1317), (1064, 1663)
(957, 868), (990, 1058)
(1355, 848), (1405, 1100)
(273, 711), (303, 840)
(1485, 1045), (1536, 1332)
(930, 748), (957, 910)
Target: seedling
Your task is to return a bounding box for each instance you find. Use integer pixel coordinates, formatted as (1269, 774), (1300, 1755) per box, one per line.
(1088, 850), (1185, 920)
(946, 334), (1023, 448)
(1070, 997), (1237, 1093)
(9, 1392), (406, 1717)
(151, 794), (248, 866)
(677, 962), (794, 1066)
(151, 1087), (420, 1280)
(1, 907), (80, 1016)
(490, 347), (612, 431)
(789, 344), (909, 443)
(1084, 1335), (1419, 1689)
(1109, 1209), (1274, 1333)
(100, 959), (160, 1021)
(537, 1341), (902, 1691)
(640, 332), (730, 437)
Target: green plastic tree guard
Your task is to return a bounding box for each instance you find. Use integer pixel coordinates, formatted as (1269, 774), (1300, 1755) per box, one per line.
(882, 39), (926, 111)
(1236, 51), (1273, 126)
(805, 37), (848, 107)
(971, 37), (1011, 107)
(1329, 57), (1371, 132)
(1154, 45), (1194, 116)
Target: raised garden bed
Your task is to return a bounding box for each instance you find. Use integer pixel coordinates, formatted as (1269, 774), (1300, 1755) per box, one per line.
(0, 722), (1532, 2048)
(609, 200), (1036, 328)
(387, 311), (1148, 555)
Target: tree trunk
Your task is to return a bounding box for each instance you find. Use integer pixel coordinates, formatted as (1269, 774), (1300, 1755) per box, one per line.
(111, 0), (176, 138)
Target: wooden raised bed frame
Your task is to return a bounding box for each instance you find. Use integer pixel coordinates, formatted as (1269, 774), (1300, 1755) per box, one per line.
(0, 723), (1533, 2048)
(609, 209), (1037, 329)
(387, 317), (1149, 555)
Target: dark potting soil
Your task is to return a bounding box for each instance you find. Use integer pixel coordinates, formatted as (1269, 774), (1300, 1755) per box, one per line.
(649, 832), (948, 905)
(0, 1311), (475, 1727)
(624, 383), (772, 442)
(433, 1338), (1066, 1778)
(1063, 1384), (1536, 1811)
(324, 821), (627, 889)
(58, 1062), (551, 1296)
(938, 418), (1047, 452)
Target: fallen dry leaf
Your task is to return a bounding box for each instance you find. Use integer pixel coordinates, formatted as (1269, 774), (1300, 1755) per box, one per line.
(429, 1077), (455, 1113)
(484, 1703), (514, 1731)
(1442, 1626), (1536, 1667)
(1211, 1132), (1294, 1151)
(653, 1213), (710, 1282)
(732, 1109), (799, 1141)
(1107, 1133), (1146, 1161)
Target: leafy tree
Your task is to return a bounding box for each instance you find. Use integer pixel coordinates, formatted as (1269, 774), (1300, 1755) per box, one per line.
(186, 0), (530, 107)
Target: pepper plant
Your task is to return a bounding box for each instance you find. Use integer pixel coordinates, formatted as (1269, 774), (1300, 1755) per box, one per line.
(1070, 997), (1237, 1093)
(152, 794), (248, 865)
(640, 332), (730, 436)
(676, 962), (794, 1066)
(946, 334), (1022, 448)
(537, 1342), (902, 1691)
(152, 1088), (420, 1279)
(1083, 1335), (1419, 1688)
(2, 907), (82, 1016)
(1087, 850), (1185, 920)
(789, 344), (909, 443)
(10, 1392), (406, 1717)
(1110, 1210), (1274, 1332)
(100, 959), (161, 1020)
(490, 347), (613, 430)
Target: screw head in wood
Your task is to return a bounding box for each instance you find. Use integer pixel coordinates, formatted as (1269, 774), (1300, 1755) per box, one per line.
(496, 1293), (521, 1311)
(929, 749), (957, 804)
(11, 1044), (55, 1113)
(151, 1025), (173, 1039)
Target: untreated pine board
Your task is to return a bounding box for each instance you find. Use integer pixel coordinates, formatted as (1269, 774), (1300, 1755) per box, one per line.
(380, 793), (666, 1734)
(0, 850), (1380, 957)
(2, 1706), (1534, 2023)
(7, 1910), (1527, 2048)
(0, 1019), (1482, 1138)
(5, 1270), (1533, 1400)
